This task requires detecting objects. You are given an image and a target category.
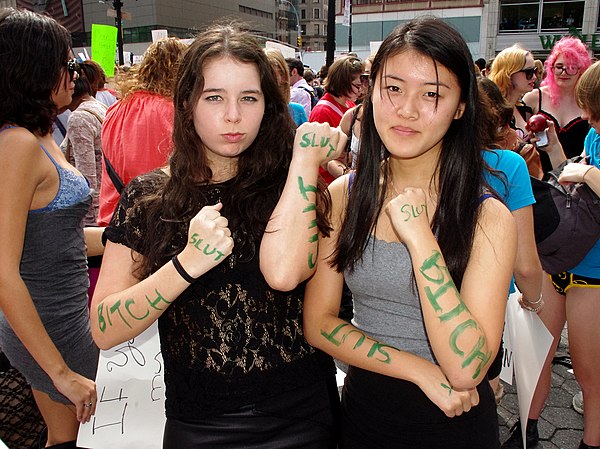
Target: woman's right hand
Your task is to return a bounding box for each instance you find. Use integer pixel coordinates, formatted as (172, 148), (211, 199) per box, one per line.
(416, 365), (480, 418)
(52, 368), (97, 423)
(177, 203), (234, 278)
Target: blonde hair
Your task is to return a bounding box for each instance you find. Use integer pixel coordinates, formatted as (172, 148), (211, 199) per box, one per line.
(576, 61), (600, 122)
(488, 45), (530, 100)
(264, 48), (290, 103)
(118, 37), (187, 99)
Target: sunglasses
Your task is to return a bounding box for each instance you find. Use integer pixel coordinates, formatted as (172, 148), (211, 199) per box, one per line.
(518, 66), (538, 80)
(360, 74), (369, 84)
(65, 59), (78, 80)
(552, 65), (579, 76)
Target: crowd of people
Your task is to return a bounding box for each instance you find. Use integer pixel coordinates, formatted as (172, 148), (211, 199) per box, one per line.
(0, 5), (598, 449)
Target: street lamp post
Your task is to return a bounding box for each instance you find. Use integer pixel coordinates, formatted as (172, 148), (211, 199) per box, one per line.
(113, 0), (124, 66)
(99, 0), (124, 65)
(279, 0), (301, 47)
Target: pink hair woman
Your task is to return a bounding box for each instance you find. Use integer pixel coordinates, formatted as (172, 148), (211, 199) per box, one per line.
(523, 36), (592, 173)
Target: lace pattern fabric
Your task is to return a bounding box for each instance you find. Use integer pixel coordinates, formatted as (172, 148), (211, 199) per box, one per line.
(105, 170), (334, 420)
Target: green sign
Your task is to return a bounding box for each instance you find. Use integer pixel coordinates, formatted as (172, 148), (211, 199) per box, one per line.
(539, 27), (600, 51)
(91, 24), (118, 77)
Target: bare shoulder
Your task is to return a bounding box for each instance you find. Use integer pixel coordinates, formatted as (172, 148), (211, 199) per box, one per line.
(522, 88), (541, 113)
(0, 127), (43, 168)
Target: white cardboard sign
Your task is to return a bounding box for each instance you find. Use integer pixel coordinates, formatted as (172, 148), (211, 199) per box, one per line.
(77, 323), (166, 449)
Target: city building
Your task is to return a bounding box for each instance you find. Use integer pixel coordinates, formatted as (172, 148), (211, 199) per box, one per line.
(332, 0), (600, 61)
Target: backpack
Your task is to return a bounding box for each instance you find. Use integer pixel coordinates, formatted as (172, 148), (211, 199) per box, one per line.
(531, 156), (600, 274)
(301, 86), (318, 109)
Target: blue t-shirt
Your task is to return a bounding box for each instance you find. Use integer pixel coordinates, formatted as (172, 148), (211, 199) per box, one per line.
(483, 149), (535, 293)
(483, 149), (535, 212)
(570, 129), (600, 277)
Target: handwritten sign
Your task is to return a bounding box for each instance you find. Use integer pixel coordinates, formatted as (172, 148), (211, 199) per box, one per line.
(77, 323), (166, 449)
(151, 29), (168, 42)
(91, 24), (117, 78)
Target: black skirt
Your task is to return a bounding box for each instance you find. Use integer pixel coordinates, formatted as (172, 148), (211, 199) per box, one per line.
(341, 366), (499, 449)
(163, 377), (340, 449)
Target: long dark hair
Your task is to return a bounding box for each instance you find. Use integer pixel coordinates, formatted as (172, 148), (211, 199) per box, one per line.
(334, 17), (489, 289)
(0, 8), (71, 135)
(135, 23), (299, 278)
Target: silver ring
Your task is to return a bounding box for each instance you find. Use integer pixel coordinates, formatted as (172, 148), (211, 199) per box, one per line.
(84, 402), (93, 408)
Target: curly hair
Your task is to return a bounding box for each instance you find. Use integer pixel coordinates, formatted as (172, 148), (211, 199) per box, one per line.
(133, 23), (310, 278)
(0, 8), (71, 135)
(488, 45), (531, 101)
(118, 37), (187, 99)
(542, 36), (592, 107)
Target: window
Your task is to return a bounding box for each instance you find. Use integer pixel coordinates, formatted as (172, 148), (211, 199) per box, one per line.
(499, 0), (584, 33)
(499, 1), (539, 32)
(313, 8), (320, 19)
(314, 24), (319, 35)
(541, 1), (584, 30)
(301, 8), (306, 19)
(301, 24), (307, 35)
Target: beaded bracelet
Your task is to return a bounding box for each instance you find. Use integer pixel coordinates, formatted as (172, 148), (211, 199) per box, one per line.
(171, 255), (196, 284)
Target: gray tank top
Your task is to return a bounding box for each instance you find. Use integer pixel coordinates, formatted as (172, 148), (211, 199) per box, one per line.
(344, 235), (436, 363)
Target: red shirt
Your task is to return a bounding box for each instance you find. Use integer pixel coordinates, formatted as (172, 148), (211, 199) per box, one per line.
(309, 92), (355, 185)
(98, 91), (174, 226)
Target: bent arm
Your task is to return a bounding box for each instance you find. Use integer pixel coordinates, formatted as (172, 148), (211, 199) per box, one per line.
(303, 178), (477, 416)
(410, 200), (516, 389)
(260, 122), (346, 291)
(90, 242), (191, 349)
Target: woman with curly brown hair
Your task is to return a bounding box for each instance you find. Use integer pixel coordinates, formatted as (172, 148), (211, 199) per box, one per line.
(97, 37), (187, 226)
(91, 23), (345, 447)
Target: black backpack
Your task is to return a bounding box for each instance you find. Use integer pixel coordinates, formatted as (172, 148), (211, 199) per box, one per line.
(531, 156), (600, 274)
(301, 86), (318, 109)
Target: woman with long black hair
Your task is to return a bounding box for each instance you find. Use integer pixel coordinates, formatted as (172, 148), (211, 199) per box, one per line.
(303, 17), (517, 448)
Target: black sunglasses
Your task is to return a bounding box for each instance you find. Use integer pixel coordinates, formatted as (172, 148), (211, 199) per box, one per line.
(518, 66), (538, 80)
(66, 59), (78, 80)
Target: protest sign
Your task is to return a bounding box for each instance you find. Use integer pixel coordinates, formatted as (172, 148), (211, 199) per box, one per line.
(91, 24), (117, 77)
(77, 323), (166, 449)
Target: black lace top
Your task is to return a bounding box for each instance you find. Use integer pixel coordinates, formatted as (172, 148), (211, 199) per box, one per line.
(105, 170), (334, 421)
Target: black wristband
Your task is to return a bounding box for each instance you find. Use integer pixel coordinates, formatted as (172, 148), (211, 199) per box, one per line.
(171, 255), (196, 284)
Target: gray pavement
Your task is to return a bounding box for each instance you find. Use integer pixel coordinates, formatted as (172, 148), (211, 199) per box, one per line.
(497, 326), (585, 449)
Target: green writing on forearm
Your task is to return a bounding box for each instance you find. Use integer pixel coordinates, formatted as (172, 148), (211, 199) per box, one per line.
(321, 323), (393, 364)
(441, 383), (453, 396)
(418, 251), (492, 379)
(190, 233), (225, 261)
(298, 176), (319, 268)
(400, 203), (428, 222)
(146, 289), (172, 311)
(298, 176), (317, 201)
(299, 133), (336, 157)
(461, 335), (491, 379)
(97, 289), (171, 333)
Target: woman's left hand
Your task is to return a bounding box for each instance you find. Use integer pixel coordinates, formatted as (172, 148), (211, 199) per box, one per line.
(559, 162), (593, 185)
(293, 122), (347, 167)
(386, 187), (431, 243)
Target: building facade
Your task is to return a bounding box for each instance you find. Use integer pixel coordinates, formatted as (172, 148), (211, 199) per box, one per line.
(330, 0), (600, 61)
